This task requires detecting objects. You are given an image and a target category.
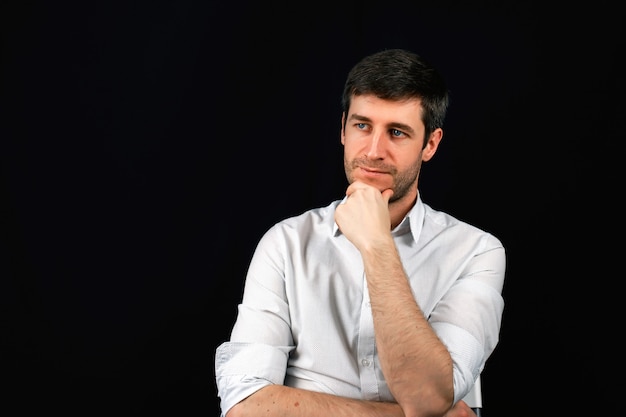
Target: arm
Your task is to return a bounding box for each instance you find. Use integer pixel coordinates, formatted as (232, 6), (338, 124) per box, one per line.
(227, 385), (403, 417)
(363, 240), (453, 416)
(334, 182), (454, 417)
(227, 386), (477, 417)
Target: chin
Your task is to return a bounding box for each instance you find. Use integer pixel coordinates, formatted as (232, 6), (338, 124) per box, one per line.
(358, 178), (391, 192)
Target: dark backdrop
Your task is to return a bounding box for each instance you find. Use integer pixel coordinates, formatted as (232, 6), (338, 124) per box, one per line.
(2, 1), (624, 416)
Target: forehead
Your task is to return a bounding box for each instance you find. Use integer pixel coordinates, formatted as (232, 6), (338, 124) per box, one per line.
(348, 94), (424, 128)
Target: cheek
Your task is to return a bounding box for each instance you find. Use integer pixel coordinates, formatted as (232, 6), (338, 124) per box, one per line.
(342, 140), (361, 159)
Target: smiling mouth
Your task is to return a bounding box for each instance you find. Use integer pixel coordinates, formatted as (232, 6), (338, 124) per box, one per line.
(356, 168), (391, 182)
(360, 167), (387, 175)
(350, 158), (396, 177)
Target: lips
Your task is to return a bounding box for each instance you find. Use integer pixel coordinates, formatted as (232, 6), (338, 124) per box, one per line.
(361, 167), (386, 174)
(357, 162), (391, 174)
(357, 167), (391, 180)
(352, 158), (393, 173)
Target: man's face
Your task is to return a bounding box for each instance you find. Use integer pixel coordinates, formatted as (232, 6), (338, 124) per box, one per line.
(341, 94), (440, 203)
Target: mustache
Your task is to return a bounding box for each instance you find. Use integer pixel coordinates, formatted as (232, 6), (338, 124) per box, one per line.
(350, 158), (397, 174)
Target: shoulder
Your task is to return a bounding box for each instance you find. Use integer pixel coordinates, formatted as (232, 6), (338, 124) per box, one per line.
(260, 200), (342, 242)
(422, 202), (505, 251)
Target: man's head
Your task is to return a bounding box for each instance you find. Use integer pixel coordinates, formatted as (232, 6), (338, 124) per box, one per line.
(340, 49), (449, 206)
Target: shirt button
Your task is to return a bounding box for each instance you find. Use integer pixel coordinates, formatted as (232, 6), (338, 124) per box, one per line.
(361, 358), (371, 367)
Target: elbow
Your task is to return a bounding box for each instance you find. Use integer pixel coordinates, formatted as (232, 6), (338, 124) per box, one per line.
(400, 386), (454, 417)
(224, 402), (243, 417)
(403, 400), (452, 417)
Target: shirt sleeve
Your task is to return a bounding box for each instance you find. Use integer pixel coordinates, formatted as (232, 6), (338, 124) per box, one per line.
(429, 236), (506, 403)
(214, 224), (295, 416)
(215, 342), (291, 416)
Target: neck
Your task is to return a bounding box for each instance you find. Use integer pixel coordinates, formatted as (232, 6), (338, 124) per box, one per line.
(388, 191), (418, 229)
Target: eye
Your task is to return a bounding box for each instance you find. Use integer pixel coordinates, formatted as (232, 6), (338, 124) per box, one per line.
(390, 129), (406, 138)
(356, 123), (368, 130)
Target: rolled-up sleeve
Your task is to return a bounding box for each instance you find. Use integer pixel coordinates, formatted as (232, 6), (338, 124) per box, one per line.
(215, 342), (291, 416)
(214, 224), (296, 416)
(429, 238), (506, 403)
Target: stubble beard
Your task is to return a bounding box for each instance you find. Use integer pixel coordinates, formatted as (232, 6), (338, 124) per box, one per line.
(344, 156), (422, 203)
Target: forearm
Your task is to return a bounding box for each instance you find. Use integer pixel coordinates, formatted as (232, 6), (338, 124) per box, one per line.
(226, 385), (403, 417)
(362, 240), (454, 417)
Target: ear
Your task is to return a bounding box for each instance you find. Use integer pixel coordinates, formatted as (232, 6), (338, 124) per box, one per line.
(340, 112), (346, 145)
(422, 128), (443, 162)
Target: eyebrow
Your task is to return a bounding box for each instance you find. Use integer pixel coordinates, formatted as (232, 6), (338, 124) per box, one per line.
(349, 113), (416, 135)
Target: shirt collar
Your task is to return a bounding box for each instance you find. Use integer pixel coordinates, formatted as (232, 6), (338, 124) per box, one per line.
(393, 195), (424, 244)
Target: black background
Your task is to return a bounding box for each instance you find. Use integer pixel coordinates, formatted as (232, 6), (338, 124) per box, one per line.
(2, 1), (624, 416)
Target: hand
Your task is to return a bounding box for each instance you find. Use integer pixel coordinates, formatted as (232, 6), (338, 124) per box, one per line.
(334, 181), (394, 251)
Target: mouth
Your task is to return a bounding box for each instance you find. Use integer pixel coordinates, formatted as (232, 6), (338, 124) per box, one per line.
(349, 159), (396, 182)
(358, 166), (389, 179)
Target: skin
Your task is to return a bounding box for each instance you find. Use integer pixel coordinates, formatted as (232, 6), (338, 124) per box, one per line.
(226, 95), (475, 417)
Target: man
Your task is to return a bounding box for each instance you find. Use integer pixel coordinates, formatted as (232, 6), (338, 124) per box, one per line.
(215, 48), (506, 417)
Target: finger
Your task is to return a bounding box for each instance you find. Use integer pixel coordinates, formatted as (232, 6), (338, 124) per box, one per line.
(381, 188), (394, 203)
(345, 181), (367, 196)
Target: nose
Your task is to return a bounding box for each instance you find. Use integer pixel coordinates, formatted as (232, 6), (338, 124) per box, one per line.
(366, 130), (385, 159)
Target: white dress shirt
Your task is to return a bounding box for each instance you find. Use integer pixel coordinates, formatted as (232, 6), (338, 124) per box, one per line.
(215, 196), (505, 416)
